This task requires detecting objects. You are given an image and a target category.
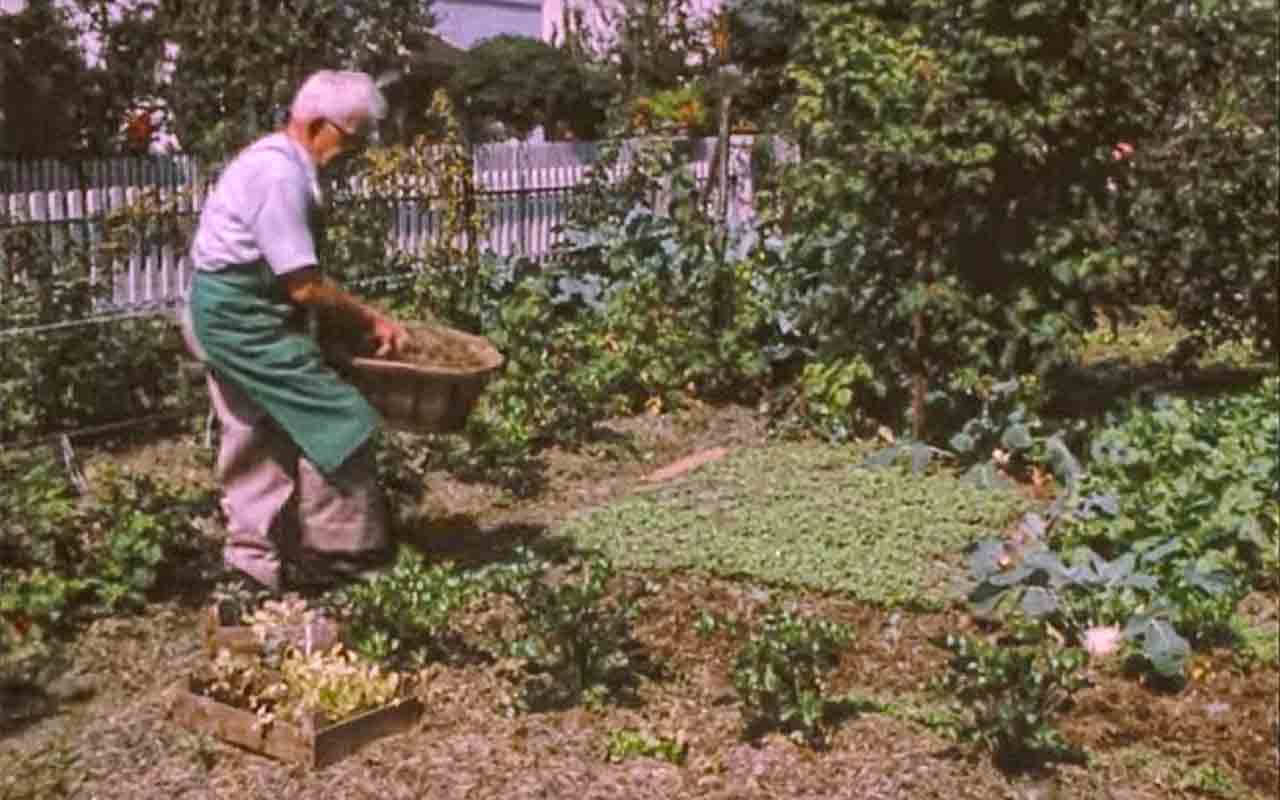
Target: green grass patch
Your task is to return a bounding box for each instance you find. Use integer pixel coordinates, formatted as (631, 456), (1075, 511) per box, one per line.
(1237, 620), (1280, 667)
(556, 444), (1028, 607)
(1082, 307), (1187, 367)
(1082, 306), (1266, 370)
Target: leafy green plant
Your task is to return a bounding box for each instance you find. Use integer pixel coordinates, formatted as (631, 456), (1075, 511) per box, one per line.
(694, 610), (745, 639)
(603, 728), (688, 765)
(1, 449), (214, 634)
(774, 355), (887, 443)
(276, 644), (403, 726)
(732, 609), (850, 745)
(966, 539), (1206, 679)
(862, 375), (1083, 498)
(1178, 764), (1242, 799)
(369, 430), (435, 530)
(333, 551), (476, 668)
(1060, 381), (1280, 588)
(0, 226), (191, 444)
(943, 377), (1082, 491)
(87, 466), (215, 611)
(1234, 618), (1280, 669)
(493, 551), (638, 710)
(938, 633), (1087, 770)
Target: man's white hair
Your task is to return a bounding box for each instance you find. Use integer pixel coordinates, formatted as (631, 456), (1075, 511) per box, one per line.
(289, 70), (388, 131)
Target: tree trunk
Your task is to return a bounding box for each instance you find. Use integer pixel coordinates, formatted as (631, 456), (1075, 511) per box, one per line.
(912, 308), (927, 441)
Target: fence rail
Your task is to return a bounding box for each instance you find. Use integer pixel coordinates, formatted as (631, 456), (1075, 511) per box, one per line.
(0, 136), (758, 326)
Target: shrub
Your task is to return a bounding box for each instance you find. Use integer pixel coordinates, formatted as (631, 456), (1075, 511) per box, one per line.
(448, 34), (617, 140)
(733, 609), (850, 745)
(938, 633), (1087, 770)
(552, 158), (772, 409)
(377, 138), (775, 486)
(0, 449), (214, 639)
(492, 551), (638, 710)
(765, 1), (1276, 435)
(332, 551), (476, 668)
(0, 226), (191, 443)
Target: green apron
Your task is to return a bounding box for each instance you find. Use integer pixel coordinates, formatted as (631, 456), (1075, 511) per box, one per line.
(190, 261), (379, 477)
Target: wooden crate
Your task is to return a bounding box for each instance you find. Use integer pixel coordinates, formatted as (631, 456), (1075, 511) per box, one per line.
(201, 605), (343, 659)
(167, 681), (423, 769)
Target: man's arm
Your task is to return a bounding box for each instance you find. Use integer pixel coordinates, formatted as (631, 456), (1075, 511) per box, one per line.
(281, 267), (410, 357)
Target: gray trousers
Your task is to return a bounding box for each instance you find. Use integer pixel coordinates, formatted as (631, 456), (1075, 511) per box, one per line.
(182, 308), (389, 590)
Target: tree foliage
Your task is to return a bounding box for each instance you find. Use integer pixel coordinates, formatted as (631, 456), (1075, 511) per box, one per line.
(723, 0), (806, 126)
(448, 35), (617, 141)
(578, 0), (715, 100)
(149, 0), (437, 163)
(0, 0), (91, 157)
(766, 0), (1277, 434)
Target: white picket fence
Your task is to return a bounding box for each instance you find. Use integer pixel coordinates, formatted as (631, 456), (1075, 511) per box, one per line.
(0, 136), (759, 323)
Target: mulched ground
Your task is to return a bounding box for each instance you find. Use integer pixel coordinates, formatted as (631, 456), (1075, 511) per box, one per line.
(2, 403), (1277, 799)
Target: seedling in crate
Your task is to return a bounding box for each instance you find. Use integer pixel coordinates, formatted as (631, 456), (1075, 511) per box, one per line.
(172, 596), (419, 768)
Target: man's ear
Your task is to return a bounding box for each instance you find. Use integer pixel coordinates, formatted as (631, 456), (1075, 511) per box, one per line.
(307, 118), (327, 140)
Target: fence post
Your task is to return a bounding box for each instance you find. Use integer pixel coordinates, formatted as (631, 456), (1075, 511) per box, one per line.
(517, 141), (528, 258)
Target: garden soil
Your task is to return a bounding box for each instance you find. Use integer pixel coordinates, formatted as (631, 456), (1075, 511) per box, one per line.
(326, 321), (498, 372)
(2, 403), (1277, 800)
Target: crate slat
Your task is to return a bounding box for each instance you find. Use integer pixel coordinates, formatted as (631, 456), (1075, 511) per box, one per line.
(168, 681), (423, 769)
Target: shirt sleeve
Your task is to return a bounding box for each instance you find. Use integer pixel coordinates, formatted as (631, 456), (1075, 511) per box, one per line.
(249, 176), (318, 276)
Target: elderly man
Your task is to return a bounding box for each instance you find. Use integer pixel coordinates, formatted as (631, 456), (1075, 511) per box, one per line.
(182, 71), (409, 593)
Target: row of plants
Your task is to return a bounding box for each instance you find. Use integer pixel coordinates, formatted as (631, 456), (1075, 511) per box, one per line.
(0, 448), (217, 687)
(190, 547), (856, 749)
(936, 377), (1279, 768)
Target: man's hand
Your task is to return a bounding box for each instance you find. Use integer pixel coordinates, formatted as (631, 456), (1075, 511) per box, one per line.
(282, 267), (412, 357)
(370, 314), (411, 357)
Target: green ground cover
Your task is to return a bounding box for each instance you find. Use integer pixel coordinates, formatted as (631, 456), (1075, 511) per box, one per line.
(557, 443), (1029, 607)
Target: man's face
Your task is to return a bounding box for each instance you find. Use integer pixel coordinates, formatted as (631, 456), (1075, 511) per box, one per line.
(317, 116), (371, 169)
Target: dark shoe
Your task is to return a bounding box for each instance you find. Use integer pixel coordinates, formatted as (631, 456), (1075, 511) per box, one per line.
(288, 549), (396, 593)
(210, 566), (283, 624)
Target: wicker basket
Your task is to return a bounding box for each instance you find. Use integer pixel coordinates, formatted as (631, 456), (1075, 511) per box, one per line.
(327, 322), (504, 435)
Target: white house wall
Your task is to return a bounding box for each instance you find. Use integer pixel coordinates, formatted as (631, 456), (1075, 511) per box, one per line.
(542, 0), (724, 52)
(433, 0), (543, 48)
